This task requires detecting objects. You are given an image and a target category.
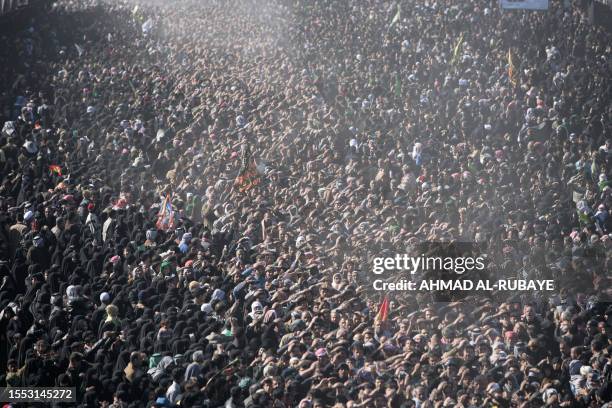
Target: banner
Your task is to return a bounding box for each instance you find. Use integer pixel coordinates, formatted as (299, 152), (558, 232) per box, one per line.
(500, 0), (548, 10)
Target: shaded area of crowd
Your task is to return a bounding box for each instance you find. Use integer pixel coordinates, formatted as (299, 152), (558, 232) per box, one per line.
(0, 0), (611, 407)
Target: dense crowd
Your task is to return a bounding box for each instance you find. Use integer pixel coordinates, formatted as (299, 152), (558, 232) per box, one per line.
(0, 0), (611, 406)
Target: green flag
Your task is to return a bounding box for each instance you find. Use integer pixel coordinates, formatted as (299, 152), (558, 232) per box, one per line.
(389, 4), (401, 30)
(394, 74), (401, 98)
(450, 33), (464, 66)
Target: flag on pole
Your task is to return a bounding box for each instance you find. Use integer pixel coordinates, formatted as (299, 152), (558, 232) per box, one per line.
(75, 44), (84, 57)
(450, 33), (464, 66)
(508, 48), (518, 86)
(142, 19), (154, 34)
(394, 74), (402, 99)
(389, 4), (401, 30)
(375, 296), (390, 322)
(49, 165), (62, 176)
(234, 145), (261, 193)
(132, 5), (144, 23)
(128, 80), (138, 97)
(156, 194), (175, 231)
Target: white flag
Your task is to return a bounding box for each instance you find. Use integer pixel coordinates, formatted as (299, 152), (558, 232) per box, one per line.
(142, 19), (154, 34)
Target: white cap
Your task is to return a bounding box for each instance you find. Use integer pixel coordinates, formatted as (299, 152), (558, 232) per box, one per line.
(100, 292), (111, 303)
(487, 382), (501, 393)
(24, 141), (38, 154)
(542, 388), (558, 402)
(66, 285), (78, 300)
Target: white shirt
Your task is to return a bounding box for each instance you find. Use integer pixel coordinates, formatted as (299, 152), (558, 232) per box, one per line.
(102, 217), (114, 242)
(166, 381), (181, 404)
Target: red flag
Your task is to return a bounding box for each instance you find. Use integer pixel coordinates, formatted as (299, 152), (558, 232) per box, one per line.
(49, 165), (62, 176)
(234, 162), (261, 192)
(234, 145), (261, 193)
(375, 296), (390, 322)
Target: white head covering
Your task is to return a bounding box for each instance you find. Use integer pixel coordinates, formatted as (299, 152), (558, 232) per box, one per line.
(249, 301), (263, 319)
(412, 142), (422, 159)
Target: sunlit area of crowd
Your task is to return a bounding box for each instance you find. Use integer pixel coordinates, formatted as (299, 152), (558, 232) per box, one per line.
(0, 0), (611, 407)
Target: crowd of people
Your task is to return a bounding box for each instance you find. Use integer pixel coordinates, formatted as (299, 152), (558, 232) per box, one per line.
(0, 0), (611, 406)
